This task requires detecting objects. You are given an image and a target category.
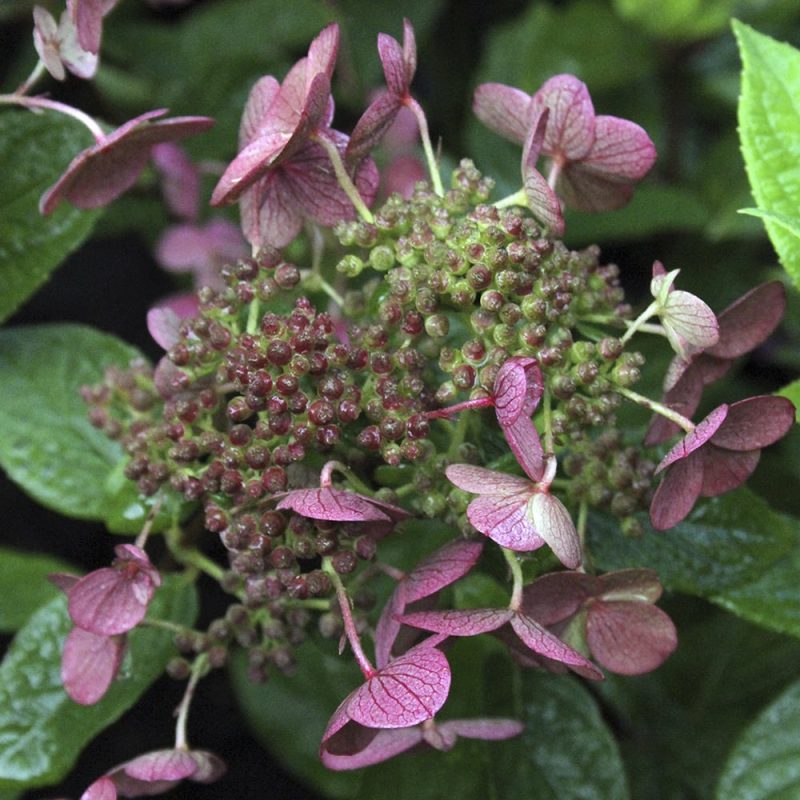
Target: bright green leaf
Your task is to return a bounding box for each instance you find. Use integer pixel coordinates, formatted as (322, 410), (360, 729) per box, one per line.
(740, 207), (800, 239)
(734, 21), (800, 289)
(0, 112), (100, 322)
(0, 324), (143, 521)
(715, 677), (800, 799)
(777, 379), (800, 420)
(0, 548), (75, 633)
(0, 575), (197, 790)
(614, 0), (736, 40)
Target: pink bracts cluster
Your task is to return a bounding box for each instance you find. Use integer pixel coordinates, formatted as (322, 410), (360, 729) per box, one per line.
(52, 544), (160, 705)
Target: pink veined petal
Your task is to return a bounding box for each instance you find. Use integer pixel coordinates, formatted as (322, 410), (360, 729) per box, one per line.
(493, 357), (543, 426)
(531, 74), (596, 161)
(187, 750), (226, 784)
(276, 487), (391, 522)
(586, 600), (677, 676)
(466, 493), (545, 552)
(501, 414), (545, 483)
(152, 143), (199, 221)
(113, 544), (161, 585)
(306, 22), (340, 84)
(472, 82), (532, 145)
(58, 9), (99, 80)
(649, 450), (704, 530)
(403, 539), (484, 604)
(528, 493), (582, 569)
(62, 628), (125, 705)
(68, 567), (154, 635)
(510, 613), (603, 680)
(146, 306), (182, 351)
(322, 724), (423, 770)
(400, 608), (514, 636)
(378, 32), (408, 97)
(522, 153), (564, 236)
(656, 404), (729, 474)
(239, 75), (282, 147)
(240, 170), (305, 249)
(707, 281), (786, 359)
(521, 107), (548, 174)
(445, 464), (532, 495)
(710, 396), (795, 451)
(375, 582), (408, 670)
(438, 718), (524, 741)
(521, 571), (598, 625)
(346, 92), (402, 168)
(383, 154), (426, 199)
(49, 572), (80, 593)
(579, 116), (656, 181)
(401, 18), (417, 89)
(33, 6), (67, 82)
(80, 777), (117, 800)
(555, 163), (636, 213)
(663, 290), (719, 350)
(597, 568), (663, 603)
(644, 362), (705, 447)
(67, 0), (118, 54)
(119, 749), (197, 783)
(345, 647), (451, 729)
(41, 111), (214, 214)
(700, 446), (760, 497)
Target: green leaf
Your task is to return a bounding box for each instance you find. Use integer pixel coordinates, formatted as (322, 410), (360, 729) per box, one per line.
(0, 548), (75, 633)
(590, 489), (797, 594)
(0, 111), (101, 322)
(716, 677), (800, 799)
(0, 324), (143, 521)
(492, 670), (629, 800)
(777, 379), (800, 420)
(740, 207), (800, 239)
(613, 0), (736, 40)
(734, 21), (800, 290)
(0, 574), (197, 790)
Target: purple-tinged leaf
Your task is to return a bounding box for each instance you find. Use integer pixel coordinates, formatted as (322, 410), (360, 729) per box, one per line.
(650, 450), (704, 530)
(708, 281), (786, 359)
(700, 447), (760, 497)
(439, 718), (524, 741)
(445, 464), (531, 495)
(62, 628), (125, 705)
(467, 493), (545, 551)
(529, 493), (581, 568)
(510, 614), (603, 680)
(531, 74), (595, 161)
(344, 647), (451, 729)
(586, 600), (677, 676)
(472, 83), (532, 144)
(656, 404), (728, 473)
(522, 571), (597, 625)
(41, 110), (214, 214)
(400, 608), (513, 637)
(276, 487), (391, 522)
(81, 777), (117, 800)
(710, 396), (795, 451)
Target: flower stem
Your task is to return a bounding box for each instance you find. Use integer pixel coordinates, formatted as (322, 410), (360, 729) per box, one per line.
(577, 501), (589, 574)
(0, 93), (105, 140)
(134, 499), (163, 550)
(494, 188), (527, 209)
(620, 300), (659, 345)
(503, 548), (524, 611)
(326, 563), (376, 678)
(16, 60), (47, 96)
(246, 298), (261, 334)
(424, 396), (493, 420)
(174, 653), (208, 750)
(406, 97), (444, 197)
(617, 386), (694, 432)
(547, 161), (562, 191)
(314, 131), (374, 224)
